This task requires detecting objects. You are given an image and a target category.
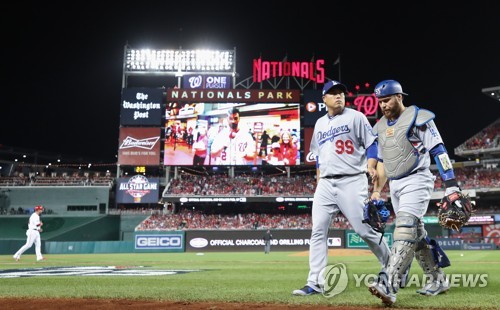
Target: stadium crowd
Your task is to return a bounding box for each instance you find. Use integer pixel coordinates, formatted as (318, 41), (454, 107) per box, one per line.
(166, 174), (316, 196)
(164, 166), (499, 197)
(0, 173), (114, 187)
(135, 208), (353, 231)
(459, 119), (500, 151)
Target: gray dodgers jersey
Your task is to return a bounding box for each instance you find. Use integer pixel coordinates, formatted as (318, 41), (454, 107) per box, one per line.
(310, 108), (376, 178)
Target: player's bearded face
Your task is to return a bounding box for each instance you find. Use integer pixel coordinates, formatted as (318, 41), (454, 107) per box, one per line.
(378, 95), (402, 120)
(228, 114), (239, 130)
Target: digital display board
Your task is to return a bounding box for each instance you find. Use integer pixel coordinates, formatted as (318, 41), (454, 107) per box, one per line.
(163, 102), (300, 166)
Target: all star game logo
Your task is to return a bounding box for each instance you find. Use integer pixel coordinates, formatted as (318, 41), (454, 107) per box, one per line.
(0, 266), (202, 278)
(121, 175), (157, 202)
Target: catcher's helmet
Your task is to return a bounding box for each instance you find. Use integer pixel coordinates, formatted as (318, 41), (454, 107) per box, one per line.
(374, 80), (408, 98)
(34, 205), (44, 212)
(322, 80), (348, 95)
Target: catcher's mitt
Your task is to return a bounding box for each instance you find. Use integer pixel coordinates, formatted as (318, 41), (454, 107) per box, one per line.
(437, 191), (474, 231)
(362, 199), (390, 244)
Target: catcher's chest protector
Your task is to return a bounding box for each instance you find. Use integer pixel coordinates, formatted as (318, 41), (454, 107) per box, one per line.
(375, 106), (418, 179)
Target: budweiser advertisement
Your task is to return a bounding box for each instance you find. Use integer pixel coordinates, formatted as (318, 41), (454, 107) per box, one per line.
(118, 127), (161, 165)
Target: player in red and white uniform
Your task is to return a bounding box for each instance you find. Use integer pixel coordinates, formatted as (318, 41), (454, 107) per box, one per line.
(13, 205), (45, 262)
(210, 107), (256, 165)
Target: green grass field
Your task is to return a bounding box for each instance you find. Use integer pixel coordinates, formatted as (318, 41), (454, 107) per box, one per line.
(1, 250), (498, 309)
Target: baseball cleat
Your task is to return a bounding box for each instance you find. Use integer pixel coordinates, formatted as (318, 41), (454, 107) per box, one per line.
(369, 272), (396, 305)
(416, 279), (450, 296)
(13, 255), (20, 262)
(292, 285), (320, 296)
(36, 257), (46, 262)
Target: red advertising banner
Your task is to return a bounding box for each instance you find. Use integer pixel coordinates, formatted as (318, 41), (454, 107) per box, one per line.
(483, 224), (500, 247)
(118, 127), (161, 165)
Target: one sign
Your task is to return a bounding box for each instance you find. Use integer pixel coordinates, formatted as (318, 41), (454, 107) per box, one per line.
(183, 75), (232, 89)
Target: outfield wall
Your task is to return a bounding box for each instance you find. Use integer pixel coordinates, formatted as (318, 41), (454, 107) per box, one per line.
(1, 226), (498, 255)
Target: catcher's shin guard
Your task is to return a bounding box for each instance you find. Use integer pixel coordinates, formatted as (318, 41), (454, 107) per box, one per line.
(415, 236), (450, 282)
(385, 212), (419, 292)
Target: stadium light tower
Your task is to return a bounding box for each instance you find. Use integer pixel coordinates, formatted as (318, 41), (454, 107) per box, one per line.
(122, 46), (237, 88)
(482, 85), (500, 102)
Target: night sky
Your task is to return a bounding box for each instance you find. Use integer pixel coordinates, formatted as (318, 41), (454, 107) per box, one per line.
(2, 2), (499, 163)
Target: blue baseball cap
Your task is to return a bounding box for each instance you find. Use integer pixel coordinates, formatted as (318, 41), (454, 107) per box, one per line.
(322, 80), (348, 95)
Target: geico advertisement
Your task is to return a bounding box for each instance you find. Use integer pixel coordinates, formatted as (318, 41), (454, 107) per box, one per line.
(185, 229), (344, 252)
(134, 232), (185, 252)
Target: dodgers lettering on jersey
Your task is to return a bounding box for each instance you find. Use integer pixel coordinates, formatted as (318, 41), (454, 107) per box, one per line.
(317, 125), (350, 146)
(311, 109), (376, 178)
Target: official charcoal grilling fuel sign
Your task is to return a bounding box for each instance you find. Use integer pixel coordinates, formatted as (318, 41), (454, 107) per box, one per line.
(116, 175), (160, 203)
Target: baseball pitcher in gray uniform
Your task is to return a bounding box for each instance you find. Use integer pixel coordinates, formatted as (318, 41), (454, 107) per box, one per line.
(292, 80), (390, 296)
(368, 80), (458, 305)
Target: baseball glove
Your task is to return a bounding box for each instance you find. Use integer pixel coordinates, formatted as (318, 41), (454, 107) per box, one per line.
(362, 199), (390, 237)
(437, 191), (474, 231)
